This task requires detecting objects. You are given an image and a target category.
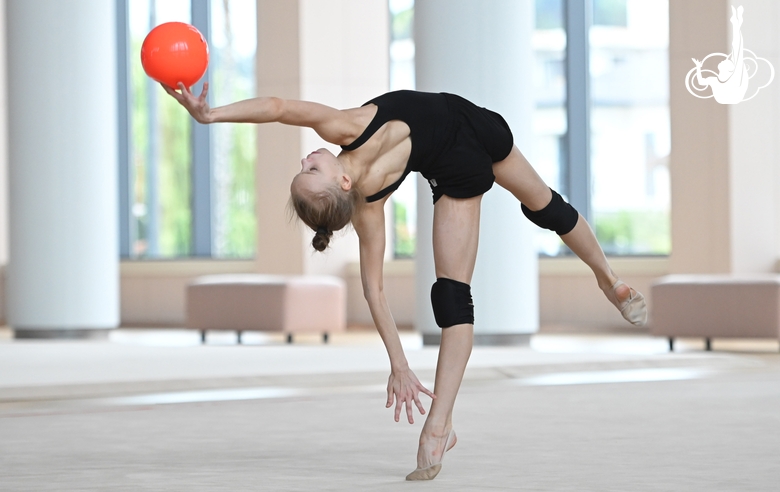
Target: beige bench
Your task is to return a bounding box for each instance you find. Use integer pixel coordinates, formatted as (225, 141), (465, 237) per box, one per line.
(650, 274), (780, 351)
(186, 274), (347, 344)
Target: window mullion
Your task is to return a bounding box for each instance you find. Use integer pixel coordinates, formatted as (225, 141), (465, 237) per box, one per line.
(117, 0), (131, 257)
(191, 0), (213, 257)
(564, 0), (592, 223)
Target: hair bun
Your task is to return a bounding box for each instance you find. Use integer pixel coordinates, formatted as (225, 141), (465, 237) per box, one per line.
(312, 226), (331, 252)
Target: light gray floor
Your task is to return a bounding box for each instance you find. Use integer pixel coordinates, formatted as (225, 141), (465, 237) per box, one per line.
(1, 329), (779, 491)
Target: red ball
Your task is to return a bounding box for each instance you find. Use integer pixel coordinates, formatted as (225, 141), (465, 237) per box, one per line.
(140, 22), (209, 89)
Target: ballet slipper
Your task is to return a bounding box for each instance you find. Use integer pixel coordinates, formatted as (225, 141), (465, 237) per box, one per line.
(405, 429), (457, 481)
(607, 280), (648, 327)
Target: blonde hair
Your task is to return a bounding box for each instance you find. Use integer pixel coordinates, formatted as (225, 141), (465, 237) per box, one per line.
(289, 184), (363, 251)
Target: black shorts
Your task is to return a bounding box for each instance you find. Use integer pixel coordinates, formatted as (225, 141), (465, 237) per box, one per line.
(424, 93), (514, 203)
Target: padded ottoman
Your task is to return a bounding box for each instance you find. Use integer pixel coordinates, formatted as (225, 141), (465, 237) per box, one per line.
(650, 274), (780, 351)
(186, 274), (347, 344)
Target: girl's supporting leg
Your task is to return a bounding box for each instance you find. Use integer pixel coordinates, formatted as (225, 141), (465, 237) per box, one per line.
(411, 194), (482, 475)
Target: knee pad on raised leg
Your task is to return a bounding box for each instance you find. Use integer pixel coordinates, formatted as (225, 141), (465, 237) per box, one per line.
(521, 188), (579, 235)
(430, 278), (474, 328)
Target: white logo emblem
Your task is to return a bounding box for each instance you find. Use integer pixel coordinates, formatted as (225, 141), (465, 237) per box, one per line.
(685, 5), (774, 104)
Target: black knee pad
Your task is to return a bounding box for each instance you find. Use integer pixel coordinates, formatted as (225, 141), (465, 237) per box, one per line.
(430, 278), (474, 328)
(521, 188), (579, 235)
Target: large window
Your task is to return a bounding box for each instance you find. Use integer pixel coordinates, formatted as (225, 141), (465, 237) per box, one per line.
(390, 0), (669, 259)
(120, 1), (669, 260)
(532, 0), (670, 256)
(590, 0), (670, 255)
(388, 0), (417, 258)
(209, 0), (257, 258)
(532, 0), (568, 256)
(120, 0), (257, 259)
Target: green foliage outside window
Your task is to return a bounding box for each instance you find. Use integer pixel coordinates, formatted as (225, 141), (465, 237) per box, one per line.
(392, 8), (413, 39)
(129, 33), (256, 259)
(594, 209), (670, 255)
(158, 95), (193, 256)
(131, 38), (192, 258)
(210, 34), (257, 259)
(219, 121), (256, 258)
(394, 200), (415, 258)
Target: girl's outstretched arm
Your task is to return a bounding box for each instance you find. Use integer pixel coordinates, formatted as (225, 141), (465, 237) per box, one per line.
(163, 82), (356, 146)
(352, 199), (435, 424)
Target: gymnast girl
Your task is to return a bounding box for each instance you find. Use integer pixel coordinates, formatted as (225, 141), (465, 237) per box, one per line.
(165, 82), (647, 480)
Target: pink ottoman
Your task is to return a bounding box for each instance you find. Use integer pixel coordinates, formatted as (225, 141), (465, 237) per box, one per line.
(650, 274), (780, 351)
(186, 274), (347, 344)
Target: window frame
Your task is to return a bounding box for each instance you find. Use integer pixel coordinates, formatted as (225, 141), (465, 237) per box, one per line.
(117, 0), (214, 259)
(563, 0), (592, 224)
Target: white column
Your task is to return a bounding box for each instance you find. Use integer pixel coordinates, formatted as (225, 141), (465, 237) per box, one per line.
(727, 0), (780, 274)
(414, 0), (538, 344)
(7, 0), (119, 337)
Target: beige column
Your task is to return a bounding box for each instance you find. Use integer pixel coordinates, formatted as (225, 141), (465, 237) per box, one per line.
(669, 0), (731, 273)
(254, 0), (388, 276)
(255, 0), (305, 274)
(669, 0), (780, 274)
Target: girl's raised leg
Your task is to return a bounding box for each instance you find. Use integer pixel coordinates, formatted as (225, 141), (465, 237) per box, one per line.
(492, 146), (646, 324)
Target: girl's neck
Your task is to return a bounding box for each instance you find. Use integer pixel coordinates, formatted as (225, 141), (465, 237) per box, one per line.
(337, 152), (362, 186)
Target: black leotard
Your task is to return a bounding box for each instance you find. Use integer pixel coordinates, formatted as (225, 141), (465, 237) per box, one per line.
(340, 90), (514, 204)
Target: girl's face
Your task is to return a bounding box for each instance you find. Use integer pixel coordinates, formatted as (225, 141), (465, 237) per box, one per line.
(292, 148), (348, 196)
